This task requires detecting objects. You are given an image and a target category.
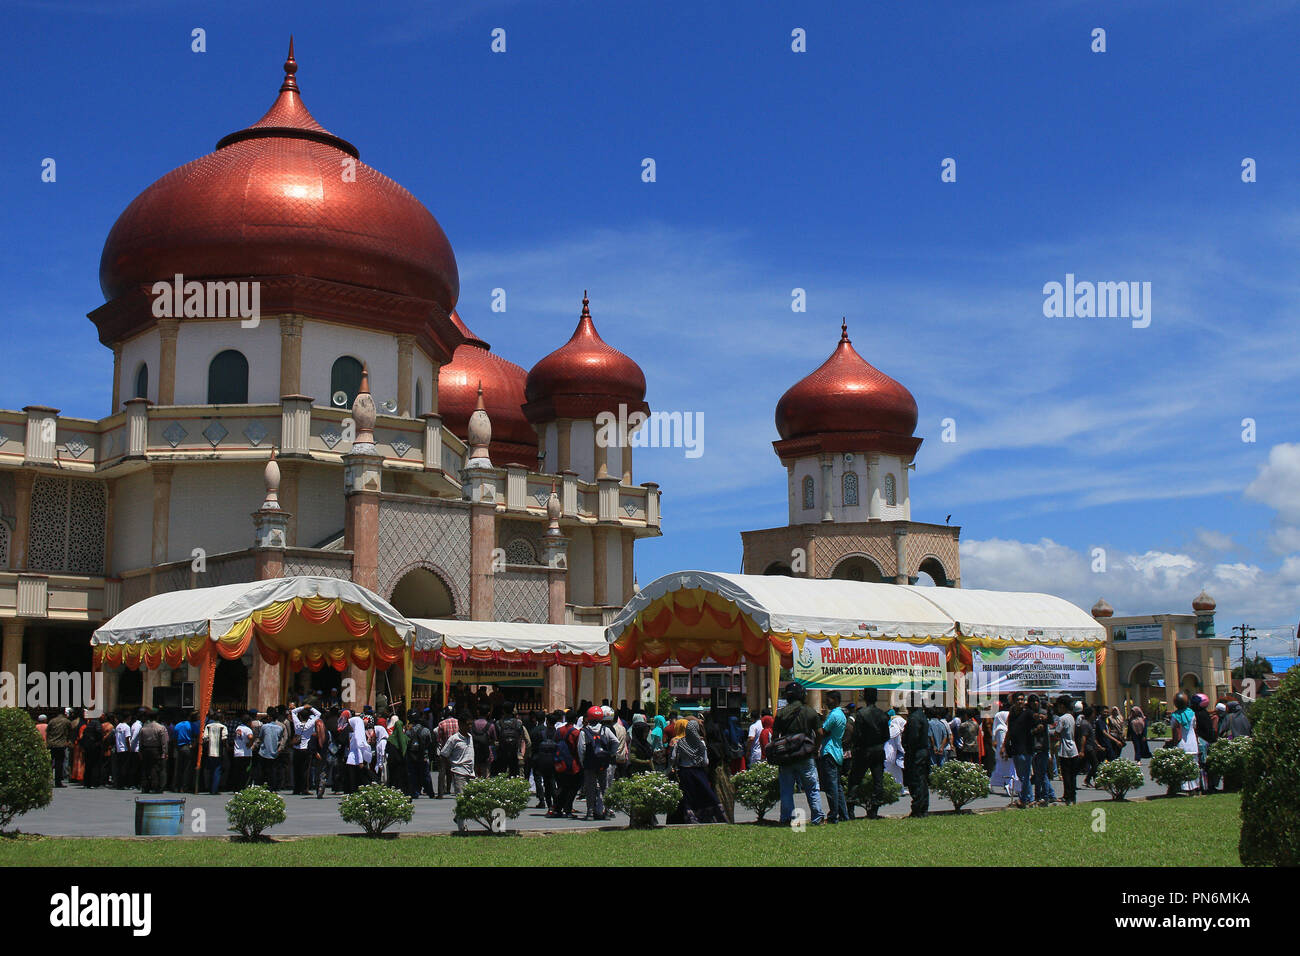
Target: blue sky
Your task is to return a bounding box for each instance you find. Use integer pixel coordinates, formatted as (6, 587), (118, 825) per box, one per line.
(2, 1), (1299, 654)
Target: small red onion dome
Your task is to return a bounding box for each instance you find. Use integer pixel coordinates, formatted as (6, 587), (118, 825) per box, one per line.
(1192, 589), (1216, 613)
(1091, 598), (1114, 619)
(523, 292), (648, 423)
(98, 39), (458, 311)
(775, 320), (918, 442)
(438, 310), (538, 465)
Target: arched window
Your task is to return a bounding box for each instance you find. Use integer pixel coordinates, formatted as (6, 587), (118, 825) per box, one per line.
(133, 363), (149, 401)
(842, 471), (859, 507)
(884, 473), (897, 507)
(505, 538), (536, 566)
(801, 475), (815, 510)
(414, 379), (425, 417)
(207, 350), (249, 404)
(331, 356), (364, 409)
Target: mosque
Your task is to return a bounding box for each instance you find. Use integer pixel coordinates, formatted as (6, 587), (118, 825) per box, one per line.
(8, 42), (1212, 718)
(0, 42), (659, 712)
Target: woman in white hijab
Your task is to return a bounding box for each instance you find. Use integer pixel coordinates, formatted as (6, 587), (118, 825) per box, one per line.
(344, 710), (372, 792)
(885, 709), (907, 791)
(989, 709), (1017, 797)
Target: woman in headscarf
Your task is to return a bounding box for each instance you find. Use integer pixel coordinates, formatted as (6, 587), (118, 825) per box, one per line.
(989, 709), (1017, 797)
(628, 714), (654, 774)
(1192, 694), (1218, 791)
(1102, 706), (1125, 760)
(704, 717), (736, 822)
(671, 720), (726, 823)
(1169, 693), (1200, 794)
(648, 715), (669, 773)
(1127, 706), (1151, 760)
(759, 714), (774, 761)
(885, 709), (907, 791)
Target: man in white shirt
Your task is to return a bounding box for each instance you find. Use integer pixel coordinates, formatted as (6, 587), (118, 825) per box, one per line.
(203, 716), (228, 794)
(112, 714), (132, 789)
(232, 713), (255, 790)
(129, 713), (143, 789)
(746, 709), (768, 768)
(344, 710), (371, 793)
(291, 705), (321, 794)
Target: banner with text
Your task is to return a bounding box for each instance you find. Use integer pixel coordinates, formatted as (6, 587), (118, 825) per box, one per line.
(413, 662), (545, 687)
(793, 637), (947, 690)
(970, 645), (1097, 693)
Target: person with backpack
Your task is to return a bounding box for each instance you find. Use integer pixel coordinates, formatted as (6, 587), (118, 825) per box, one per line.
(549, 710), (583, 818)
(529, 713), (559, 809)
(848, 689), (890, 819)
(928, 708), (952, 767)
(405, 709), (435, 798)
(306, 709), (330, 798)
(291, 705), (321, 795)
(469, 705), (496, 778)
(494, 704), (525, 777)
(769, 682), (825, 826)
(958, 709), (981, 763)
(579, 705), (619, 820)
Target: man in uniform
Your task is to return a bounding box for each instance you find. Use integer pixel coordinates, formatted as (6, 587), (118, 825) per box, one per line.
(902, 704), (931, 817)
(848, 688), (890, 819)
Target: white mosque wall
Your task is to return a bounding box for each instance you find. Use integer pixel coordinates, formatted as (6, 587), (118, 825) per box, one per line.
(541, 422), (558, 474)
(295, 461), (346, 547)
(118, 329), (160, 406)
(165, 462), (265, 562)
(787, 452), (909, 525)
(603, 526), (623, 604)
(110, 468), (155, 572)
(413, 349), (435, 416)
(566, 524), (594, 606)
(300, 320), (400, 411)
(570, 419), (595, 481)
(174, 319), (281, 405)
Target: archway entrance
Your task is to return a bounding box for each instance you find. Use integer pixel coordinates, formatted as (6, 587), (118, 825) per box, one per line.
(831, 555), (886, 583)
(389, 567), (456, 710)
(917, 557), (952, 587)
(1127, 661), (1164, 712)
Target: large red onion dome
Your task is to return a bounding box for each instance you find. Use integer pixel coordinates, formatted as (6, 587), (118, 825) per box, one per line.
(438, 310), (538, 465)
(523, 292), (648, 423)
(98, 39), (458, 311)
(775, 320), (918, 442)
(1192, 589), (1216, 613)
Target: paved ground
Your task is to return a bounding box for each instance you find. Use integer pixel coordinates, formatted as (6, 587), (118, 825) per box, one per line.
(18, 744), (1170, 837)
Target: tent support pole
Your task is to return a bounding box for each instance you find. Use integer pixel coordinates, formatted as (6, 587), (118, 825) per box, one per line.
(768, 642), (780, 712)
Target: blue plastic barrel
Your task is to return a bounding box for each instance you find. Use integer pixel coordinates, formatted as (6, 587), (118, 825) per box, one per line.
(134, 797), (185, 835)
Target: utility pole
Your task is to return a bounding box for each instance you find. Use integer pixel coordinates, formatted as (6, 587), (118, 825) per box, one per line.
(1231, 624), (1257, 676)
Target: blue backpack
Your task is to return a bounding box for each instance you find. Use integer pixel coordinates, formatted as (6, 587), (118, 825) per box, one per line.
(584, 726), (613, 770)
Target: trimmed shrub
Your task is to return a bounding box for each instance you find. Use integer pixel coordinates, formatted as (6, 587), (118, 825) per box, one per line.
(732, 762), (780, 820)
(1240, 668), (1300, 866)
(930, 760), (989, 812)
(340, 783), (414, 837)
(0, 709), (53, 833)
(606, 771), (682, 829)
(1093, 758), (1144, 800)
(225, 784), (285, 841)
(454, 775), (531, 832)
(1149, 747), (1199, 795)
(1147, 720), (1171, 742)
(852, 771), (904, 811)
(1205, 737), (1250, 792)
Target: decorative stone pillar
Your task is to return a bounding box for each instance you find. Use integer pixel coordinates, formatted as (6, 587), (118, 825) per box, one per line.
(541, 489), (570, 711)
(111, 344), (122, 413)
(24, 405), (59, 464)
(396, 334), (415, 417)
(279, 395), (313, 457)
(592, 527), (609, 606)
(11, 471), (34, 571)
(277, 458), (301, 546)
(463, 385), (497, 623)
(422, 413), (443, 471)
(1161, 618), (1179, 712)
(278, 315), (304, 397)
(151, 464), (174, 568)
(157, 318), (179, 405)
(343, 369), (383, 710)
(248, 453), (290, 711)
(621, 443), (633, 486)
(893, 526), (909, 584)
(124, 398), (150, 459)
(1, 619), (23, 684)
(820, 453), (834, 522)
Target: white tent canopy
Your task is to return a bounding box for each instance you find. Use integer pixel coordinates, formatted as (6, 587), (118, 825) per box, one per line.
(410, 618), (609, 657)
(605, 571), (1104, 645)
(907, 585), (1104, 644)
(91, 576), (415, 646)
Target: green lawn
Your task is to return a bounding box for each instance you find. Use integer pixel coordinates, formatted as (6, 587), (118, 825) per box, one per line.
(1, 794), (1241, 867)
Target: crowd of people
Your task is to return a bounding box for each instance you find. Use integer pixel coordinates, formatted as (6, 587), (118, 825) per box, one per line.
(24, 683), (1252, 827)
